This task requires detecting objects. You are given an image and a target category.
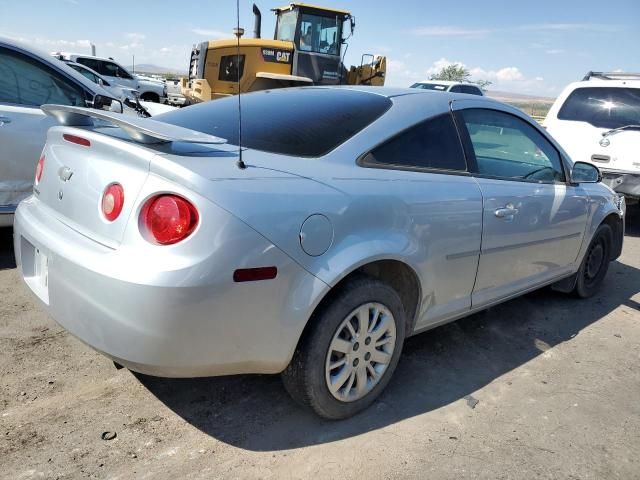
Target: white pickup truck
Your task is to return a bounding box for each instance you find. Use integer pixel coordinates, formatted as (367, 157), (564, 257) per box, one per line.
(544, 72), (640, 204)
(53, 52), (167, 103)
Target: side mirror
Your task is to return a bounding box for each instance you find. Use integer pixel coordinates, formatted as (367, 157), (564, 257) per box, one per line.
(92, 94), (123, 114)
(97, 78), (104, 86)
(571, 161), (601, 184)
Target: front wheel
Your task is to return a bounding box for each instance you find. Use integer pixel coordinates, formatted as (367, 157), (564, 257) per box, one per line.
(573, 224), (612, 298)
(282, 276), (406, 419)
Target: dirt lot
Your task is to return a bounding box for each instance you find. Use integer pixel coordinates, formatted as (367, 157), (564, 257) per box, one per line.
(2, 207), (639, 480)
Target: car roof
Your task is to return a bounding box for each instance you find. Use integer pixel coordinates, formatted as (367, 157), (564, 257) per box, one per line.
(414, 80), (481, 87)
(0, 36), (112, 96)
(568, 79), (640, 89)
(311, 85), (497, 104)
(56, 51), (126, 64)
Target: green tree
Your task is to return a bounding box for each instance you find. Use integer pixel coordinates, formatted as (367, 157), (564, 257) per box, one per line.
(430, 64), (492, 91)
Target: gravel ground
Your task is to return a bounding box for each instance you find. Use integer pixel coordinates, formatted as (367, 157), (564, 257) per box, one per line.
(1, 206), (639, 480)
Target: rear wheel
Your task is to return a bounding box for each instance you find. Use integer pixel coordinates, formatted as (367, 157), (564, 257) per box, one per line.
(573, 224), (612, 298)
(282, 276), (406, 419)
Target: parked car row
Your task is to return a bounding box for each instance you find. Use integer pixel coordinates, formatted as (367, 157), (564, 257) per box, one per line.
(52, 52), (167, 104)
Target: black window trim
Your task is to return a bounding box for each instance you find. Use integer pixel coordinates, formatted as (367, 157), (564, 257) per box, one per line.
(356, 111), (472, 177)
(0, 45), (92, 109)
(452, 106), (571, 186)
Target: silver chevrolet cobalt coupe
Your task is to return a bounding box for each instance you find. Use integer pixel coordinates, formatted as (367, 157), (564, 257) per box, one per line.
(14, 87), (624, 419)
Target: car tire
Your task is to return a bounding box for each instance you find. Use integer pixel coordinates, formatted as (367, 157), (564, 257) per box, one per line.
(573, 224), (612, 298)
(282, 275), (406, 419)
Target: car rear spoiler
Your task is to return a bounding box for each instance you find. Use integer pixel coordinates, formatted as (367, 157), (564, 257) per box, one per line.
(41, 104), (226, 145)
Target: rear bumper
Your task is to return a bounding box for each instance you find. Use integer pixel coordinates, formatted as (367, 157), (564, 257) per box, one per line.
(14, 196), (328, 378)
(601, 170), (640, 199)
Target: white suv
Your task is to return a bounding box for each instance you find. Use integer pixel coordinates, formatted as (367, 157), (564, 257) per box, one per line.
(544, 72), (640, 204)
(53, 52), (167, 103)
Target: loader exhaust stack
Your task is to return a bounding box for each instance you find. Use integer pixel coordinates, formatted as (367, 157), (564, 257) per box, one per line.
(253, 4), (261, 39)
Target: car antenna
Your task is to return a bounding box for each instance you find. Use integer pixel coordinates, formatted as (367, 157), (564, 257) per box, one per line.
(234, 0), (247, 170)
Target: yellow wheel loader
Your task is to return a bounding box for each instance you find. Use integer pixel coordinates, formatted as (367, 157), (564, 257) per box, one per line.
(181, 2), (386, 103)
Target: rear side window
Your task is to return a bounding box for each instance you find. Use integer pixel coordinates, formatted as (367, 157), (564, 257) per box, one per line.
(76, 57), (103, 74)
(459, 85), (483, 96)
(0, 48), (86, 107)
(218, 55), (245, 81)
(410, 82), (448, 91)
(363, 114), (466, 171)
(557, 87), (640, 129)
(157, 88), (392, 157)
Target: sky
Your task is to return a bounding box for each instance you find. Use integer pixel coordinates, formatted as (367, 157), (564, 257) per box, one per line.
(1, 0), (638, 97)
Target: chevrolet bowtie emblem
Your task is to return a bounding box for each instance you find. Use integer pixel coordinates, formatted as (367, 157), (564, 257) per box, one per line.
(58, 166), (74, 182)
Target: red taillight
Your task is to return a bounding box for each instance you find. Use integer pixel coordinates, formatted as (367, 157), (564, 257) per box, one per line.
(142, 195), (199, 245)
(63, 134), (91, 147)
(35, 155), (45, 184)
(101, 183), (125, 221)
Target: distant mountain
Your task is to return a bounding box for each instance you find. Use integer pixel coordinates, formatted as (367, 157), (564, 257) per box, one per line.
(486, 90), (555, 103)
(128, 64), (187, 76)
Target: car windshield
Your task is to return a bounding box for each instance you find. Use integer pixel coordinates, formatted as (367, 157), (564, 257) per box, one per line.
(156, 88), (391, 157)
(557, 86), (640, 130)
(410, 83), (449, 91)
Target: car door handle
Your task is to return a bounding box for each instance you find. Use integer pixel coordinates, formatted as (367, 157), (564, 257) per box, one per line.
(0, 116), (11, 125)
(495, 204), (519, 218)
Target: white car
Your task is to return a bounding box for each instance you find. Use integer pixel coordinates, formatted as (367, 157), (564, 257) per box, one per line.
(60, 60), (139, 103)
(59, 60), (176, 116)
(544, 71), (640, 204)
(53, 52), (167, 103)
(410, 80), (484, 96)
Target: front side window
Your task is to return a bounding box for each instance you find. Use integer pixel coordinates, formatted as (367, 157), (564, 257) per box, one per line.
(68, 63), (98, 83)
(0, 48), (86, 107)
(460, 108), (564, 182)
(276, 10), (298, 42)
(298, 13), (341, 55)
(364, 114), (467, 171)
(115, 64), (133, 79)
(557, 87), (640, 130)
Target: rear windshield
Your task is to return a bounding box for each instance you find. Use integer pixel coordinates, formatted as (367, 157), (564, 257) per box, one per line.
(410, 83), (449, 91)
(557, 87), (640, 129)
(156, 88), (392, 157)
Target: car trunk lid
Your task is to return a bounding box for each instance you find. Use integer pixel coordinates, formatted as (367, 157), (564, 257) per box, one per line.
(35, 127), (156, 248)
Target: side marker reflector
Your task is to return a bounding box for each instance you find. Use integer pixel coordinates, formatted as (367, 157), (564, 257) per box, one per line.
(233, 267), (278, 283)
(63, 134), (91, 147)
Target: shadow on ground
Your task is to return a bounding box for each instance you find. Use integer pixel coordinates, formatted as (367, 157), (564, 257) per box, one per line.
(137, 235), (640, 451)
(0, 227), (16, 270)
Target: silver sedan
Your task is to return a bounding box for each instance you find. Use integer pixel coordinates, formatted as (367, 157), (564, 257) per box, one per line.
(13, 86), (625, 419)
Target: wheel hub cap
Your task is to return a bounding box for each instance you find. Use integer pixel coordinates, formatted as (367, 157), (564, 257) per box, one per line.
(586, 242), (604, 280)
(325, 302), (396, 402)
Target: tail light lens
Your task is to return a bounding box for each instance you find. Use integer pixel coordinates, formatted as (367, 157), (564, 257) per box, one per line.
(102, 183), (125, 221)
(35, 155), (45, 184)
(142, 195), (199, 245)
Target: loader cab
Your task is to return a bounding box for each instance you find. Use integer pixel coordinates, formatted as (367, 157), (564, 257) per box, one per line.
(273, 3), (352, 84)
